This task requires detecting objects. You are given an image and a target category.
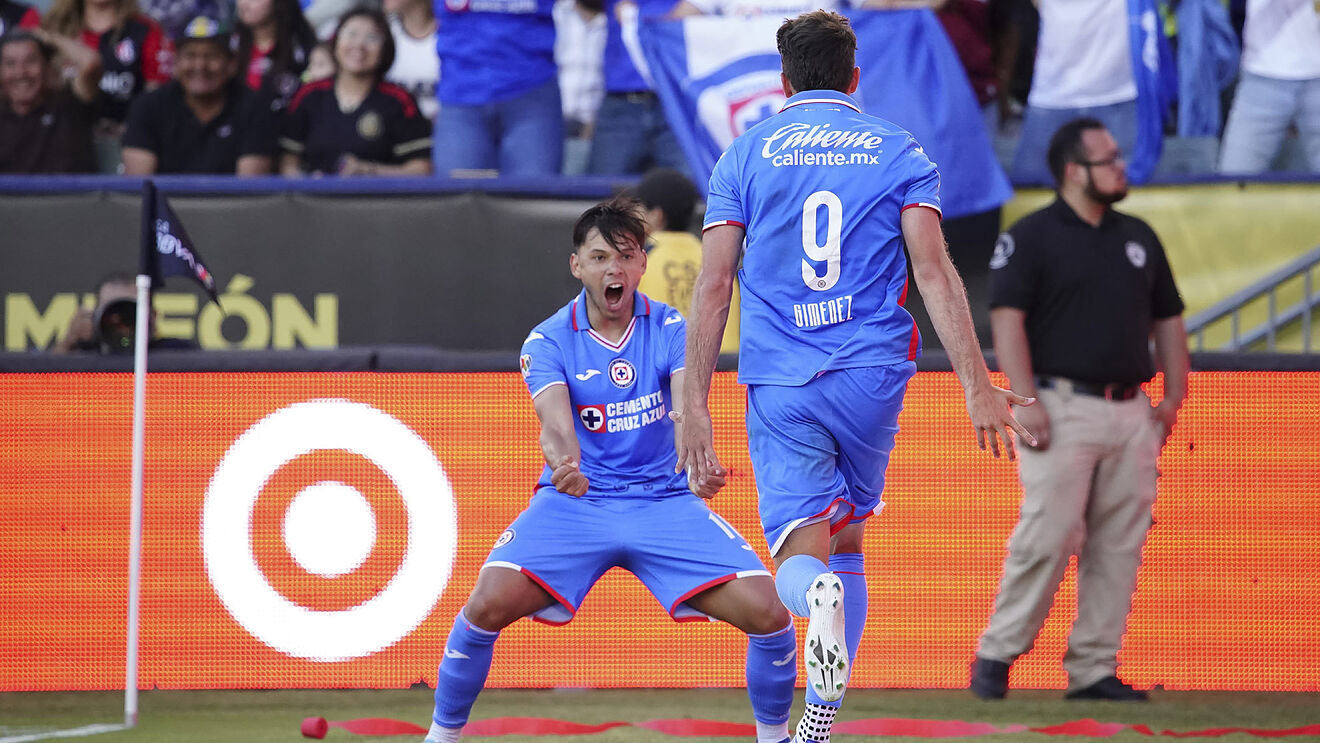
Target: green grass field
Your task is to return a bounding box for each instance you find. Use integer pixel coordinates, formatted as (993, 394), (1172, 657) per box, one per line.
(2, 689), (1318, 743)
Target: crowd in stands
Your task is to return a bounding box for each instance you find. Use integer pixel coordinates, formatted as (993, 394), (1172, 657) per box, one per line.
(1, 0), (1316, 179)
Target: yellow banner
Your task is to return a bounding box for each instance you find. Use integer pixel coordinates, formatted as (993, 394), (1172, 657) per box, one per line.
(1004, 183), (1320, 351)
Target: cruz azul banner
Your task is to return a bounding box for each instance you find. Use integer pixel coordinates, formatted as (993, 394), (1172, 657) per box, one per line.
(2, 371), (1318, 691)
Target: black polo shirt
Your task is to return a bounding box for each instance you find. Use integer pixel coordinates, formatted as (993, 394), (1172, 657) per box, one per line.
(0, 88), (97, 173)
(121, 80), (279, 174)
(988, 198), (1184, 385)
(281, 79), (432, 175)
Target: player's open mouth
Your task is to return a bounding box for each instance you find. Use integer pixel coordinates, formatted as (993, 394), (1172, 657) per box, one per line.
(605, 283), (625, 306)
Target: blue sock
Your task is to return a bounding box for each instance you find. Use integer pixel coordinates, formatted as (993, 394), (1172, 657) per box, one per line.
(829, 552), (867, 663)
(431, 609), (499, 729)
(745, 622), (796, 727)
(775, 553), (828, 618)
(803, 553), (867, 709)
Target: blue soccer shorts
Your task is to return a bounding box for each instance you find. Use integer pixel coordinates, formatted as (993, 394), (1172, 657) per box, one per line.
(482, 488), (771, 625)
(746, 361), (916, 556)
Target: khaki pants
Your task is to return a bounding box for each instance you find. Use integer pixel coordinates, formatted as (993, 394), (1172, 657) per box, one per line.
(977, 384), (1162, 690)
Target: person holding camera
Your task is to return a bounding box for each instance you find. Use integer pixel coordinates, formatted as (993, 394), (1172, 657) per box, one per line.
(53, 273), (197, 354)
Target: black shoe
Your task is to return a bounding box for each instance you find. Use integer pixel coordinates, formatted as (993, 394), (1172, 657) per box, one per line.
(969, 657), (1011, 699)
(1065, 676), (1149, 702)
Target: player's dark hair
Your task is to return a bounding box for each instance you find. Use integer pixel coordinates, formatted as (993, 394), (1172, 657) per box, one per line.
(1046, 117), (1108, 186)
(634, 168), (698, 232)
(572, 196), (647, 254)
(331, 7), (395, 80)
(0, 30), (54, 64)
(776, 10), (855, 95)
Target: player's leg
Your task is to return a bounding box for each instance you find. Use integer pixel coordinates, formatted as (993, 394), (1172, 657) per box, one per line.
(784, 523), (870, 743)
(425, 492), (616, 742)
(747, 381), (854, 705)
(774, 522), (848, 709)
(625, 497), (793, 743)
(686, 577), (798, 743)
(426, 568), (556, 743)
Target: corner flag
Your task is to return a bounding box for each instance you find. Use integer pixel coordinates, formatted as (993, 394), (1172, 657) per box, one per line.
(140, 180), (220, 305)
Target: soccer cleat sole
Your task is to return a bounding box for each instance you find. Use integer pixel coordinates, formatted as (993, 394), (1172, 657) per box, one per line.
(803, 572), (848, 702)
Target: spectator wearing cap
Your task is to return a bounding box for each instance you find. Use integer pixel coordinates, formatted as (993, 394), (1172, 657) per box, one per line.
(633, 167), (740, 354)
(280, 7), (432, 176)
(121, 15), (279, 174)
(42, 0), (173, 171)
(0, 0), (41, 36)
(0, 27), (101, 172)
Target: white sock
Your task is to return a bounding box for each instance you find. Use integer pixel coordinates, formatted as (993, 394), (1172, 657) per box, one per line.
(794, 702), (838, 743)
(423, 720), (462, 743)
(756, 719), (790, 742)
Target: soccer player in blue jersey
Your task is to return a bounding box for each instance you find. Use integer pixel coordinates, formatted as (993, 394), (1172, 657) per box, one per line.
(677, 11), (1036, 743)
(422, 198), (799, 743)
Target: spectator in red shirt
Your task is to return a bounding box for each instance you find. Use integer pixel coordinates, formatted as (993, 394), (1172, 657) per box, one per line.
(233, 0), (316, 112)
(43, 0), (173, 170)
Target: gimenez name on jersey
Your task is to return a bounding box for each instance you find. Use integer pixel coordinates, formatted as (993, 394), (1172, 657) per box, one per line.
(577, 390), (667, 434)
(761, 123), (884, 169)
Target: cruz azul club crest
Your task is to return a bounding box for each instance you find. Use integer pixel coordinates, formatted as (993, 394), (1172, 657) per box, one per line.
(608, 359), (636, 389)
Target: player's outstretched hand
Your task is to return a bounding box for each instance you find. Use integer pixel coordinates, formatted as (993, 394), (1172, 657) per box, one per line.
(550, 455), (589, 497)
(966, 384), (1037, 461)
(671, 407), (724, 498)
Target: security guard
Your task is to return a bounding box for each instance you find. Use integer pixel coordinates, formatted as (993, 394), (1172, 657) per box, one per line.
(970, 117), (1188, 702)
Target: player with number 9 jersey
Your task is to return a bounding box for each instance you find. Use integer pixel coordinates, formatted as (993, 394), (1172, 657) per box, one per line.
(680, 13), (1032, 739)
(704, 90), (942, 386)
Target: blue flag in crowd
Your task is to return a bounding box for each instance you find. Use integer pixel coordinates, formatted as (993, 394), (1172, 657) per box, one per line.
(139, 180), (220, 305)
(1175, 0), (1239, 138)
(1126, 0), (1178, 183)
(640, 9), (1012, 220)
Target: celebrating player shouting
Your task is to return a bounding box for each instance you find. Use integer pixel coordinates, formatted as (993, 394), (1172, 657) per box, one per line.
(422, 198), (798, 743)
(677, 11), (1035, 743)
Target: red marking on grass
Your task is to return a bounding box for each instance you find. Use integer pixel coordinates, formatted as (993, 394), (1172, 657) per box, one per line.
(302, 716), (1320, 738)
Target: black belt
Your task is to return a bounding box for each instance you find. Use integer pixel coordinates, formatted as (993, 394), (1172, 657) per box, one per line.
(607, 91), (657, 103)
(1035, 375), (1140, 401)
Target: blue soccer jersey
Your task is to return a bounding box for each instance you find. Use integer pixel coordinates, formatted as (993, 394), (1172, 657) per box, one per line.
(520, 290), (689, 498)
(703, 89), (943, 386)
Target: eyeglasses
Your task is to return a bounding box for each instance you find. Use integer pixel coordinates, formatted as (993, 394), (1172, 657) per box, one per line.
(1077, 152), (1125, 169)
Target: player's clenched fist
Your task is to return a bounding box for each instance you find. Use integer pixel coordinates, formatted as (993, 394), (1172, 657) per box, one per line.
(550, 456), (589, 497)
(687, 463), (727, 500)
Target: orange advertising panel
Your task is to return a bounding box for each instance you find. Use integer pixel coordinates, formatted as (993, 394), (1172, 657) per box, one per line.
(1, 372), (1317, 692)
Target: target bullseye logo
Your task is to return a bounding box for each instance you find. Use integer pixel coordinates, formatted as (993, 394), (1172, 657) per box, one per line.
(203, 399), (456, 662)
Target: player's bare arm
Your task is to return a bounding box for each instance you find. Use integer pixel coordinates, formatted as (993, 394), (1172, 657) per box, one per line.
(1150, 315), (1189, 444)
(669, 370), (727, 499)
(901, 206), (1037, 458)
(990, 306), (1051, 450)
(532, 384), (590, 497)
(676, 223), (743, 487)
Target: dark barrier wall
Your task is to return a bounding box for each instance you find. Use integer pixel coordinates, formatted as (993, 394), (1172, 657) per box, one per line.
(2, 190), (591, 352)
(6, 177), (1316, 354)
(0, 179), (1000, 353)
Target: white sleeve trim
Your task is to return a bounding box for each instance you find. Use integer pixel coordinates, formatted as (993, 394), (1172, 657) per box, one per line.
(529, 380), (567, 400)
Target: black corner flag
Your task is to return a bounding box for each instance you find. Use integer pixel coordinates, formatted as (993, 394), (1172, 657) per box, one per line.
(140, 180), (221, 305)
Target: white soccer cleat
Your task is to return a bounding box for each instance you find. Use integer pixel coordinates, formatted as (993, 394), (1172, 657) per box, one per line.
(803, 572), (848, 702)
